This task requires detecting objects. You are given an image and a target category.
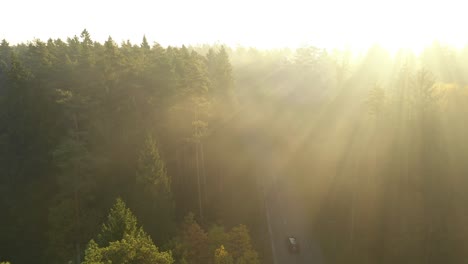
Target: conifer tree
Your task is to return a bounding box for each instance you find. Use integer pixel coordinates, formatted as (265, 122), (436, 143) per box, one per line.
(133, 135), (175, 243)
(83, 198), (174, 264)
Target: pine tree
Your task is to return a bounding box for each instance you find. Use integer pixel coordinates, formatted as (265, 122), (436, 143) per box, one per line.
(141, 35), (150, 50)
(83, 198), (174, 264)
(0, 39), (11, 69)
(79, 29), (95, 66)
(206, 46), (236, 115)
(136, 136), (171, 193)
(133, 135), (175, 244)
(96, 198), (139, 246)
(48, 73), (100, 263)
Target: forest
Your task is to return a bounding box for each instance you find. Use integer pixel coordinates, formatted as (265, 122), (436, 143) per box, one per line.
(1, 29), (468, 264)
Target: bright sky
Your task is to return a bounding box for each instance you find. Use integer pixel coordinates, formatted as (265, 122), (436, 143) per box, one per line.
(1, 0), (467, 51)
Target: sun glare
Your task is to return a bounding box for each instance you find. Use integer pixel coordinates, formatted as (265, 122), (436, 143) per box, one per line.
(0, 0), (466, 53)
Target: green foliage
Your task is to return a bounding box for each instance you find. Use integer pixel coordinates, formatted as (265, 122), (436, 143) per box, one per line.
(96, 198), (138, 247)
(83, 235), (173, 264)
(136, 136), (170, 193)
(133, 135), (175, 244)
(170, 214), (259, 264)
(178, 213), (210, 264)
(208, 225), (228, 254)
(226, 225), (258, 263)
(5, 29), (468, 264)
(83, 199), (174, 264)
(206, 46), (236, 116)
(214, 245), (233, 264)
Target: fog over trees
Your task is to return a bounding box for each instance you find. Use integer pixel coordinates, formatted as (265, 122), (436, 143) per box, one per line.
(1, 31), (468, 263)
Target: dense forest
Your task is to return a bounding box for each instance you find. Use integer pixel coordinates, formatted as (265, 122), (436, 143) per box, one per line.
(1, 30), (468, 264)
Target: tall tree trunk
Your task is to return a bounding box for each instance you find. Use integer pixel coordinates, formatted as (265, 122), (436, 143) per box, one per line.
(200, 142), (208, 204)
(195, 141), (203, 221)
(73, 113), (81, 264)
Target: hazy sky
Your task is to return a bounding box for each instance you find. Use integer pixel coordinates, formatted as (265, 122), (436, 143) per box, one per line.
(1, 0), (466, 51)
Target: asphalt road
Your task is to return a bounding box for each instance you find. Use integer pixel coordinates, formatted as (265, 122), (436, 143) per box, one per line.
(262, 170), (324, 264)
(242, 88), (363, 264)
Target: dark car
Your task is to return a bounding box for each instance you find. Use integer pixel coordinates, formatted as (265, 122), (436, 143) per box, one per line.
(286, 236), (300, 253)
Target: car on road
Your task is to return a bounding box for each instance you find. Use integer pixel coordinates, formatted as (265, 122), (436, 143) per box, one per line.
(286, 236), (300, 253)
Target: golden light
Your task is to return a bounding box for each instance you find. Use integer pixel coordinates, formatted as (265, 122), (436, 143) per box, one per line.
(0, 0), (466, 52)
